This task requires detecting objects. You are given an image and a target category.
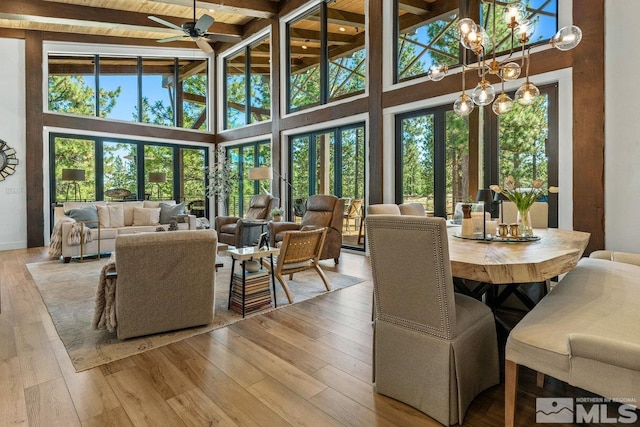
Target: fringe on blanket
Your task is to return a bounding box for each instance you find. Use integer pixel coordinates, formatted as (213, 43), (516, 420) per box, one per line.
(92, 257), (117, 332)
(48, 219), (95, 259)
(67, 222), (94, 246)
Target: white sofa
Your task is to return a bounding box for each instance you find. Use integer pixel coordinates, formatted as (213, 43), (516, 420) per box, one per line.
(53, 200), (197, 262)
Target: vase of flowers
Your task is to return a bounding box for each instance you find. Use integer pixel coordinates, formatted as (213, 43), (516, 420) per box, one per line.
(490, 176), (558, 237)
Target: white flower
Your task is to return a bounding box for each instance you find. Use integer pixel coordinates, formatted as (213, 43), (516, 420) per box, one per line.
(489, 184), (502, 193)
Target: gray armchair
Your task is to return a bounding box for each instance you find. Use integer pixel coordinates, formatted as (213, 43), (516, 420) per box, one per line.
(366, 215), (499, 425)
(215, 194), (279, 248)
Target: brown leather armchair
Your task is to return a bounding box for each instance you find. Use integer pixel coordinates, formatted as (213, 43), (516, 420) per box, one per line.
(215, 194), (279, 248)
(269, 194), (345, 264)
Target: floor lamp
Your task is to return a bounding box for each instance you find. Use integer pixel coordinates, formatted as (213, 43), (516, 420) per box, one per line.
(248, 166), (273, 194)
(148, 172), (166, 199)
(62, 168), (85, 201)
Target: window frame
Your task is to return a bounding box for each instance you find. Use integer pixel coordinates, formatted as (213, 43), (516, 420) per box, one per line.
(222, 34), (272, 130)
(49, 132), (209, 212)
(46, 50), (209, 131)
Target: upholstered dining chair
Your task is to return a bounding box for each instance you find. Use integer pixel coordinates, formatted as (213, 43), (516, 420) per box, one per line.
(366, 215), (500, 425)
(269, 194), (345, 264)
(215, 194), (279, 248)
(264, 227), (330, 304)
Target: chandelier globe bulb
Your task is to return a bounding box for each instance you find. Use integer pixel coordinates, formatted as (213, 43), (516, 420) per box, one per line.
(551, 25), (583, 51)
(427, 64), (448, 81)
(454, 93), (475, 116)
(492, 93), (514, 115)
(471, 81), (496, 106)
(515, 81), (540, 105)
(500, 62), (521, 80)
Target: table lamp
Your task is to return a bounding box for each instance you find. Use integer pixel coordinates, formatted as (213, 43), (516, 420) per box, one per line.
(62, 168), (85, 201)
(148, 172), (166, 199)
(476, 189), (494, 240)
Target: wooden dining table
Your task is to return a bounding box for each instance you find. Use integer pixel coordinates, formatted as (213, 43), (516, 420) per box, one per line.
(447, 227), (591, 284)
(446, 227), (591, 315)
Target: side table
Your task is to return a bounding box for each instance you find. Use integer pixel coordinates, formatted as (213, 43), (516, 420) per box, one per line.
(228, 246), (279, 317)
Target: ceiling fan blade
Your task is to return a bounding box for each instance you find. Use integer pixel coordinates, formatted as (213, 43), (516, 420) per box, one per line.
(194, 14), (214, 34)
(149, 15), (184, 32)
(157, 35), (189, 43)
(196, 38), (214, 54)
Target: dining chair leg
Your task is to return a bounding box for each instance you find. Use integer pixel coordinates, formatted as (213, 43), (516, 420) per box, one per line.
(505, 359), (519, 427)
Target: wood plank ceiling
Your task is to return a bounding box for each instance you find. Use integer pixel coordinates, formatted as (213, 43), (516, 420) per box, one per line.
(0, 0), (441, 55)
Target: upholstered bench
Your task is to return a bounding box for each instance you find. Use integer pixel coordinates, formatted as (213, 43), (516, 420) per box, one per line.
(505, 252), (640, 426)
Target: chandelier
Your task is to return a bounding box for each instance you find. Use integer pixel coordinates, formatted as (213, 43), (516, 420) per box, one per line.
(432, 0), (582, 116)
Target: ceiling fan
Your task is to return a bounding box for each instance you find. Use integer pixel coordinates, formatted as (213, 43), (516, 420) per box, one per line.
(148, 0), (215, 53)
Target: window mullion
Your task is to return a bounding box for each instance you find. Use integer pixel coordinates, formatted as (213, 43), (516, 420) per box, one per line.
(320, 4), (329, 105)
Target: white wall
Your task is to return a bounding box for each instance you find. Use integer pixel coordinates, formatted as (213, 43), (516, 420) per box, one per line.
(0, 38), (27, 250)
(605, 0), (640, 252)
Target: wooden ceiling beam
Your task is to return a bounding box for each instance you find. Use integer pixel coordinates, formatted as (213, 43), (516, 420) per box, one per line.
(0, 0), (242, 38)
(399, 0), (432, 16)
(148, 0), (278, 19)
(305, 8), (366, 28)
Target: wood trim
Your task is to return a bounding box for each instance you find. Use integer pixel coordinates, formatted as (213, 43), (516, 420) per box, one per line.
(215, 122), (272, 143)
(279, 97), (368, 132)
(26, 31), (45, 248)
(467, 108), (479, 197)
(368, 0), (383, 204)
(0, 28), (25, 39)
(43, 114), (215, 144)
(270, 19), (283, 200)
(382, 49), (572, 110)
(43, 32), (196, 49)
(572, 0), (605, 254)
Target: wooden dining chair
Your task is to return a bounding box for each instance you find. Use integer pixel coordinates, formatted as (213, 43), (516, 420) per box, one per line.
(267, 227), (330, 303)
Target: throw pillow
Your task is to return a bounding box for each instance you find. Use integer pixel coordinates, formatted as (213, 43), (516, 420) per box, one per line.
(65, 206), (99, 228)
(132, 207), (161, 226)
(107, 204), (125, 228)
(159, 202), (185, 224)
(96, 205), (110, 228)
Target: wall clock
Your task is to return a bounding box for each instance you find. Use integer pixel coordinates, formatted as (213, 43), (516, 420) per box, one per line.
(0, 139), (19, 181)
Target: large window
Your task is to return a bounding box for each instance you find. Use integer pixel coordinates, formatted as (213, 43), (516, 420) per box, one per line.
(289, 123), (366, 249)
(396, 107), (470, 217)
(486, 84), (558, 226)
(394, 0), (559, 83)
(395, 84), (558, 224)
(48, 54), (209, 130)
(225, 141), (271, 217)
(50, 134), (208, 213)
(223, 35), (271, 130)
(287, 0), (366, 112)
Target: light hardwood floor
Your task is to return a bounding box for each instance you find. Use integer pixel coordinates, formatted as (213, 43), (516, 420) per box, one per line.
(0, 247), (624, 426)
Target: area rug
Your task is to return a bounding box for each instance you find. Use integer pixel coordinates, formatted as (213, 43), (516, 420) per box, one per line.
(26, 257), (362, 372)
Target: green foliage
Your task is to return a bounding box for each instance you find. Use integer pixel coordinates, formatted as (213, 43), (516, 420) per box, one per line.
(48, 75), (120, 117)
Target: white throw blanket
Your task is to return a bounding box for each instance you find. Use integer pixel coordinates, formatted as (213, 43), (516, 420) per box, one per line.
(48, 219), (94, 258)
(92, 255), (117, 332)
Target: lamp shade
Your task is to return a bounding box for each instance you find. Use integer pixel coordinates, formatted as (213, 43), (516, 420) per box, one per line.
(148, 172), (167, 183)
(61, 168), (85, 181)
(476, 189), (494, 205)
(249, 167), (273, 180)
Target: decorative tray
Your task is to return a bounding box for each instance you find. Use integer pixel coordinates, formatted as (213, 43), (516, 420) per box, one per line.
(453, 233), (540, 243)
